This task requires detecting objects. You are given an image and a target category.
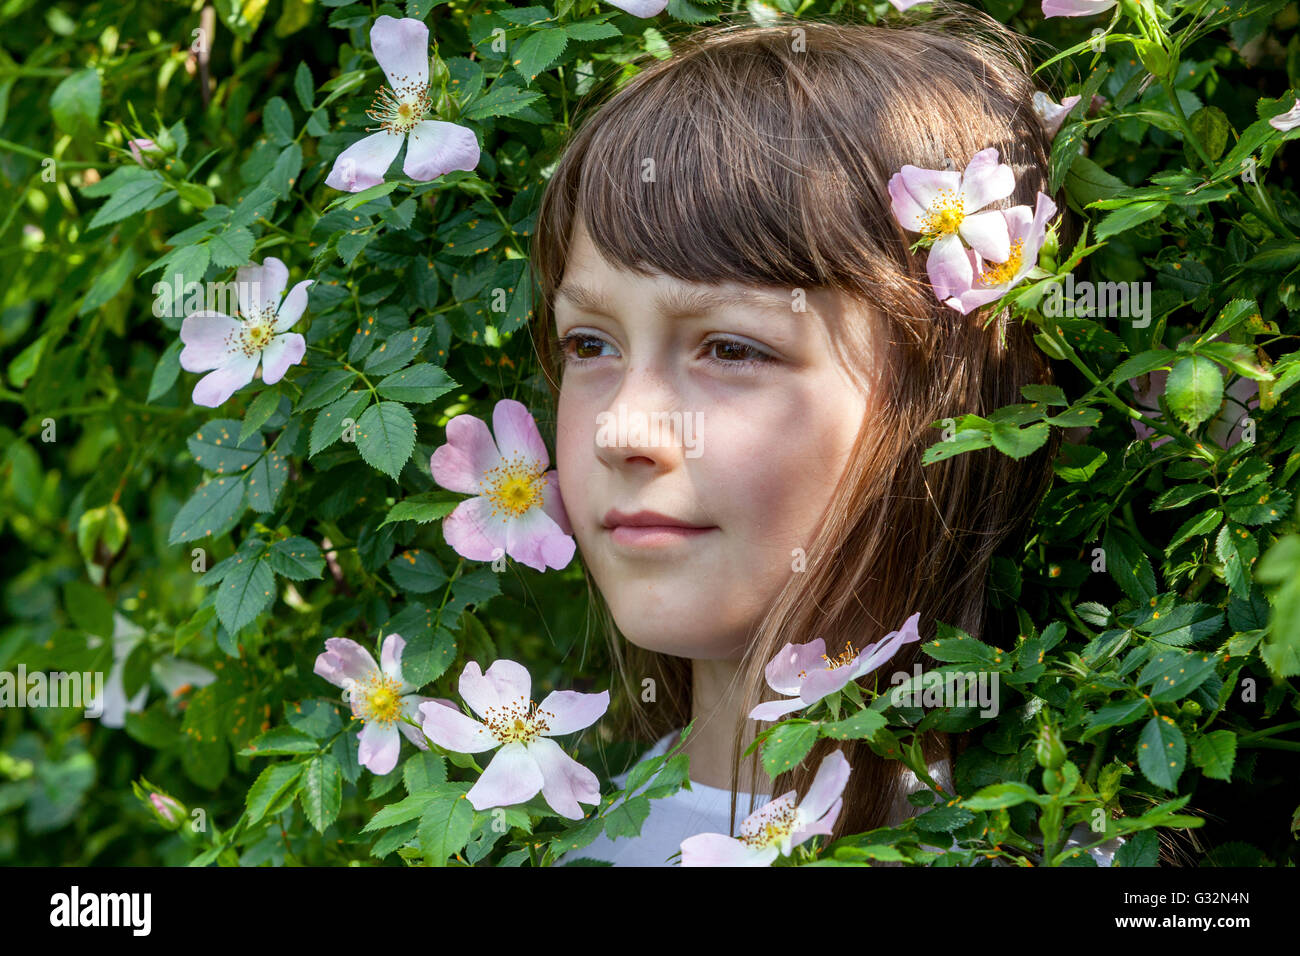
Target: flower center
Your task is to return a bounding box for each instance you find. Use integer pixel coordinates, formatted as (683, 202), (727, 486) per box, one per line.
(347, 671), (405, 726)
(797, 642), (857, 680)
(919, 188), (966, 237)
(481, 698), (553, 744)
(366, 80), (433, 135)
(483, 454), (547, 519)
(977, 238), (1025, 287)
(738, 795), (799, 849)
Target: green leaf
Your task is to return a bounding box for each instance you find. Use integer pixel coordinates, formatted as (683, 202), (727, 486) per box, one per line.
(760, 720), (819, 778)
(403, 752), (447, 795)
(381, 491), (462, 527)
(245, 449), (288, 513)
(1137, 649), (1217, 702)
(355, 401), (417, 480)
(417, 786), (475, 865)
(990, 420), (1050, 459)
(463, 82), (544, 121)
(1103, 526), (1157, 603)
(167, 477), (246, 544)
(363, 790), (440, 832)
(50, 68), (102, 134)
(263, 96), (294, 145)
(1190, 730), (1236, 782)
(512, 27), (569, 83)
(376, 363), (458, 403)
(1136, 715), (1186, 791)
(364, 327), (430, 376)
(818, 708), (887, 741)
(299, 369), (356, 411)
(961, 781), (1040, 811)
(88, 175), (172, 230)
(267, 537), (325, 580)
(914, 803), (974, 833)
(294, 61), (315, 111)
(387, 548), (449, 593)
(62, 580), (114, 639)
(240, 389), (281, 443)
(309, 391), (370, 457)
(241, 726), (319, 756)
(301, 754), (343, 832)
(188, 419), (265, 475)
(214, 549), (276, 635)
(1165, 355), (1223, 429)
(209, 226), (256, 268)
(1094, 200), (1167, 241)
(604, 795), (652, 839)
(245, 763), (304, 824)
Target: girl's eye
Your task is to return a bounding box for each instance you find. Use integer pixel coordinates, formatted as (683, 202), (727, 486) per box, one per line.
(557, 332), (773, 371)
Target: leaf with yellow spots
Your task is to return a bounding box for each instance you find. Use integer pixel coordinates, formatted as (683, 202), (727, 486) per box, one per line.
(1137, 715), (1185, 790)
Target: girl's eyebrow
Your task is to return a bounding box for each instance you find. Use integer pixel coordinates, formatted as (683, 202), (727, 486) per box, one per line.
(555, 281), (794, 319)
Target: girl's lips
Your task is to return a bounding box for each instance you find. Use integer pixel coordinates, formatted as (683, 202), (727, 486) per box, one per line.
(607, 525), (717, 548)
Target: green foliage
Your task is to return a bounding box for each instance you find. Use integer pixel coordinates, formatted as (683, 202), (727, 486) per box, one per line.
(2, 0), (1298, 869)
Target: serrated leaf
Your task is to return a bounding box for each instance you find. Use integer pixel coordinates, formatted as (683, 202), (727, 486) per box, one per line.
(376, 363), (457, 403)
(188, 419), (265, 475)
(403, 751), (447, 794)
(417, 786), (475, 865)
(209, 226), (256, 268)
(1190, 730), (1236, 782)
(241, 726), (319, 757)
(310, 391), (370, 457)
(267, 537), (325, 580)
(168, 477), (246, 544)
(214, 550), (276, 635)
(301, 754), (343, 832)
(1165, 355), (1223, 429)
(760, 720), (819, 778)
(245, 449), (288, 513)
(355, 401), (417, 479)
(818, 709), (887, 741)
(1137, 715), (1185, 790)
(245, 763), (303, 824)
(381, 491), (462, 526)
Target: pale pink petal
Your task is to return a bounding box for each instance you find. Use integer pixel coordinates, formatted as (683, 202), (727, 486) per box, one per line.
(849, 612), (922, 681)
(748, 696), (807, 722)
(357, 721), (401, 775)
(898, 166), (962, 214)
(419, 699), (496, 753)
(602, 0), (669, 15)
(1269, 99), (1300, 132)
(380, 633), (406, 682)
(398, 695), (432, 750)
(236, 257), (289, 320)
(1042, 0), (1117, 16)
(442, 495), (510, 563)
(888, 172), (929, 233)
(538, 470), (573, 535)
(958, 209), (1012, 263)
(797, 750), (851, 823)
(503, 499), (575, 572)
(793, 796), (843, 845)
(404, 120), (480, 182)
(430, 413), (501, 494)
(370, 14), (429, 93)
(960, 148), (1016, 212)
(764, 639), (828, 695)
(926, 233), (975, 302)
(192, 352), (259, 407)
(260, 332), (305, 384)
(325, 131), (404, 193)
(179, 312), (243, 372)
(680, 832), (777, 866)
(315, 637), (380, 687)
(537, 688), (609, 736)
(492, 399), (550, 469)
(459, 658), (531, 718)
(467, 741), (544, 811)
(274, 279), (313, 333)
(527, 736), (601, 819)
(797, 661), (857, 706)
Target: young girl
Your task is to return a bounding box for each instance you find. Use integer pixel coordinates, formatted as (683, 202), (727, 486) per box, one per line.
(528, 7), (1111, 865)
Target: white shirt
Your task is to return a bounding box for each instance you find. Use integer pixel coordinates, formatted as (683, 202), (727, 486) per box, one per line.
(560, 730), (1123, 867)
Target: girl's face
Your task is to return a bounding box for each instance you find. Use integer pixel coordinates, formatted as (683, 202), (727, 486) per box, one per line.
(554, 220), (869, 661)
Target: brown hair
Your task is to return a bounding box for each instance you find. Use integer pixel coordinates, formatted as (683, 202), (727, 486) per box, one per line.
(528, 5), (1074, 843)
